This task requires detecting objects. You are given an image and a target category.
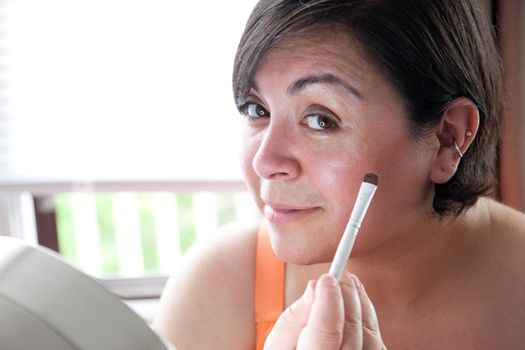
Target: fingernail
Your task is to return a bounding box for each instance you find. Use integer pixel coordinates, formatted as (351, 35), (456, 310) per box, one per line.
(304, 280), (315, 301)
(320, 273), (338, 287)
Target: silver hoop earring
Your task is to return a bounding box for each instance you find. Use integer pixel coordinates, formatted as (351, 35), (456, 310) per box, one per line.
(454, 141), (464, 158)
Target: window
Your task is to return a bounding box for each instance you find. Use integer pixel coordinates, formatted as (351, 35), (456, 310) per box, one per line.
(47, 190), (258, 278)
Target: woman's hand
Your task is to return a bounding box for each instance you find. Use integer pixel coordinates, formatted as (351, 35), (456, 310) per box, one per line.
(264, 271), (386, 349)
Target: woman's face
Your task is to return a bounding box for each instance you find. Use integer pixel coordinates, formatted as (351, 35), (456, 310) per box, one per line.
(240, 30), (438, 264)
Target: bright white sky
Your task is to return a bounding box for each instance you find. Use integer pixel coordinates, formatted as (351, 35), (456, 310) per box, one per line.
(1, 0), (258, 182)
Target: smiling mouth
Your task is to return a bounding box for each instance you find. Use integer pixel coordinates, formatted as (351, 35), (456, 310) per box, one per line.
(263, 204), (319, 223)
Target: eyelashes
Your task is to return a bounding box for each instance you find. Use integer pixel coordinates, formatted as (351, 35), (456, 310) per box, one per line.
(238, 101), (269, 119)
(238, 101), (341, 133)
(305, 114), (338, 131)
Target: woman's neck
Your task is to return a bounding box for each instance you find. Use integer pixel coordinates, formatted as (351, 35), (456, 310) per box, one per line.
(346, 198), (493, 309)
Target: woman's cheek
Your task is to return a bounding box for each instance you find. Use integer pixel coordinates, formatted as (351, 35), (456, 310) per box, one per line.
(316, 151), (362, 191)
(239, 128), (261, 173)
(316, 158), (368, 216)
(239, 137), (264, 206)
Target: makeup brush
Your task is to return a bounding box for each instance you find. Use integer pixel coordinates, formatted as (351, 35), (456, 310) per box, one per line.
(329, 173), (378, 280)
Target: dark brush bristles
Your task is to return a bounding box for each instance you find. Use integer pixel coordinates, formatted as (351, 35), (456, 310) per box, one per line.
(363, 173), (379, 186)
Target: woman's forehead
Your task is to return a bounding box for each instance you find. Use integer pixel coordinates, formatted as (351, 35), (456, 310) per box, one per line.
(253, 30), (387, 98)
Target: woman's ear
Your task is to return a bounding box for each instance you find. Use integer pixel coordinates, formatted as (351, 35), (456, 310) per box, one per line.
(430, 97), (479, 184)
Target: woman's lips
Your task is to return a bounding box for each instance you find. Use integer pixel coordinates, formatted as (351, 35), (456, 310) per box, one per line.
(263, 204), (319, 223)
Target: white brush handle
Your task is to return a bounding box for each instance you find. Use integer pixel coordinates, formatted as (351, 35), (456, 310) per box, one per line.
(329, 181), (377, 280)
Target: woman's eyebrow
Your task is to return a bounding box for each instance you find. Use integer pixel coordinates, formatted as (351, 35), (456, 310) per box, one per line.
(287, 73), (362, 99)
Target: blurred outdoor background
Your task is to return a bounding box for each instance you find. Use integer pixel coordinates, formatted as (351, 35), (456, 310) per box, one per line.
(0, 0), (524, 324)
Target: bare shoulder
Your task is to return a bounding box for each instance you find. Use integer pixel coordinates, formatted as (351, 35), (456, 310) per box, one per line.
(154, 220), (261, 350)
(484, 198), (525, 293)
(480, 199), (525, 341)
(487, 198), (525, 246)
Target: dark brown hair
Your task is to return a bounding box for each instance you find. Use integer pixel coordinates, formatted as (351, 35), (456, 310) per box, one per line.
(233, 0), (503, 216)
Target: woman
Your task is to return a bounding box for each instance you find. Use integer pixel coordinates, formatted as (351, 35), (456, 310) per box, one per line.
(155, 0), (525, 349)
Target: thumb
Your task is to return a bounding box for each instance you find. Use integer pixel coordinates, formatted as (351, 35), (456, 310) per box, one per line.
(264, 280), (315, 350)
(297, 274), (344, 350)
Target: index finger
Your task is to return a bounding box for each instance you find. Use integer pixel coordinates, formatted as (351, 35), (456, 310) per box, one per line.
(264, 280), (315, 350)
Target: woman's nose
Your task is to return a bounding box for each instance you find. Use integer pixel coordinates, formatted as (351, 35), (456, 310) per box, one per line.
(252, 123), (301, 181)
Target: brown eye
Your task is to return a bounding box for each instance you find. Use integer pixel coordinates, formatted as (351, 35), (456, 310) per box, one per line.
(306, 114), (338, 130)
(241, 102), (269, 118)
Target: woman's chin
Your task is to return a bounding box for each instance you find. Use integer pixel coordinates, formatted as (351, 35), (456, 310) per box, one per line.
(267, 223), (340, 264)
(271, 242), (335, 265)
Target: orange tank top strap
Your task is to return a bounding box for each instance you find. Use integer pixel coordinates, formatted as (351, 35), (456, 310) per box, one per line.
(254, 223), (285, 350)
